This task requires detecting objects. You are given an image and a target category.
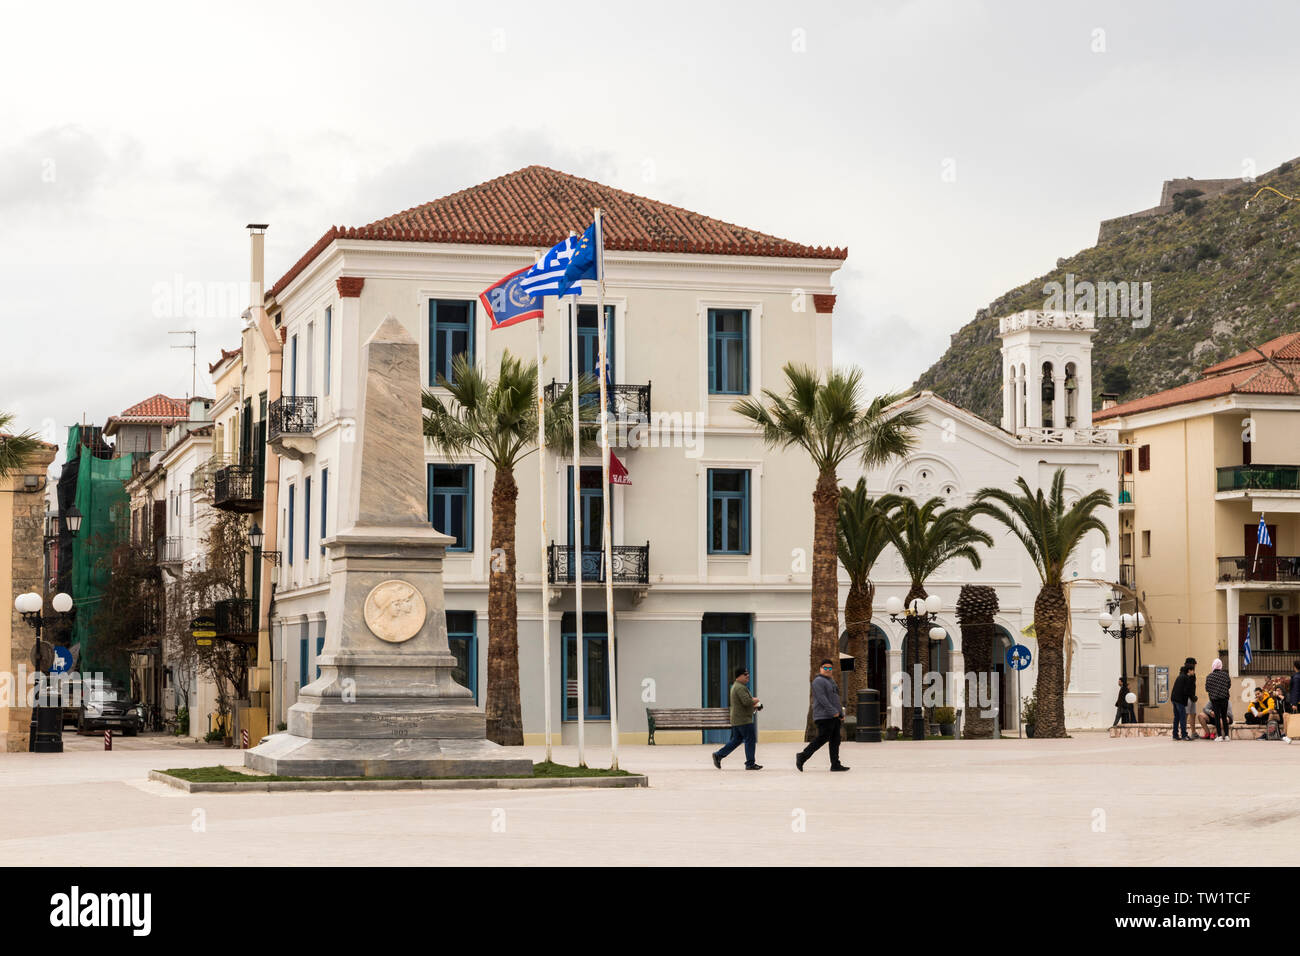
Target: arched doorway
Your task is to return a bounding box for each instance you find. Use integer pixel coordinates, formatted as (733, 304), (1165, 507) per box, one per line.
(838, 624), (889, 715)
(993, 626), (1017, 732)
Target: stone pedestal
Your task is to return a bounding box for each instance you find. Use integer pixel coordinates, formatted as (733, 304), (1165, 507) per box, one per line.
(246, 316), (530, 778)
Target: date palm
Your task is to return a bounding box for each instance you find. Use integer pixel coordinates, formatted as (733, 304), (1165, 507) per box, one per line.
(969, 469), (1111, 738)
(881, 495), (992, 735)
(836, 479), (892, 716)
(0, 412), (42, 477)
(423, 351), (595, 745)
(955, 584), (1000, 738)
(734, 364), (921, 739)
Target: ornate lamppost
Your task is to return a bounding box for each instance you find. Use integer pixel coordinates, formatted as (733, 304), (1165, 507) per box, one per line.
(885, 593), (945, 741)
(18, 590), (76, 752)
(1099, 597), (1144, 722)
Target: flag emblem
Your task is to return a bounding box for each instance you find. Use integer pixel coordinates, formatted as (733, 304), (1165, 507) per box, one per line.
(519, 234), (584, 298)
(480, 265), (543, 330)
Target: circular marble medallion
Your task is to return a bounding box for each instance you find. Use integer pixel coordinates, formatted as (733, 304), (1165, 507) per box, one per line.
(363, 579), (427, 643)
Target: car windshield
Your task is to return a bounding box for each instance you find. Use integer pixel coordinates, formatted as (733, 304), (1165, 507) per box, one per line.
(88, 688), (125, 702)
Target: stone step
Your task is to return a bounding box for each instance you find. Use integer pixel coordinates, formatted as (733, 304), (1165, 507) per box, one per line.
(1108, 723), (1282, 740)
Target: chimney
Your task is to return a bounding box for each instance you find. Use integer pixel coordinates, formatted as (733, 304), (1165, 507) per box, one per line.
(1100, 392), (1118, 410)
(248, 223), (268, 311)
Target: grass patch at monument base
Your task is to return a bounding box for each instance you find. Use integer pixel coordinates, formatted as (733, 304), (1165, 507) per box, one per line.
(150, 761), (646, 793)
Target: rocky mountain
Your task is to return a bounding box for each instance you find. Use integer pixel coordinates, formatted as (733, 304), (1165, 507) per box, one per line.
(913, 159), (1300, 424)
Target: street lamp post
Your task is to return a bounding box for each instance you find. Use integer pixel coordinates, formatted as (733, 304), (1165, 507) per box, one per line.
(885, 593), (945, 742)
(1099, 598), (1144, 722)
(18, 590), (76, 752)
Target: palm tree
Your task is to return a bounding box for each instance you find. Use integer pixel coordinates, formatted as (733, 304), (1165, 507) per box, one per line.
(881, 496), (992, 735)
(955, 584), (999, 739)
(969, 469), (1111, 738)
(422, 351), (594, 745)
(0, 411), (42, 477)
(836, 479), (892, 716)
(734, 364), (921, 739)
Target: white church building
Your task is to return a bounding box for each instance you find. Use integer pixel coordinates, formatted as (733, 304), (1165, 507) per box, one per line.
(845, 309), (1125, 731)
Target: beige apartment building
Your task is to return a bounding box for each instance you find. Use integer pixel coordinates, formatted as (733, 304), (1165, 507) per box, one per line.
(1093, 331), (1300, 719)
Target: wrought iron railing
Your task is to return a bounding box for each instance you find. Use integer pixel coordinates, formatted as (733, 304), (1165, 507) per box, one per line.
(1216, 465), (1300, 493)
(1118, 479), (1134, 506)
(269, 396), (317, 442)
(156, 537), (185, 565)
(1217, 555), (1300, 583)
(547, 543), (650, 585)
(1241, 649), (1297, 676)
(544, 380), (651, 424)
(1119, 563), (1135, 589)
(214, 598), (255, 643)
(212, 462), (263, 512)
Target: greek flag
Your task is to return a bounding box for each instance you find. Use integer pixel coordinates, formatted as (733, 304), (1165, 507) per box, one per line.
(1258, 515), (1273, 548)
(556, 221), (600, 297)
(519, 235), (583, 298)
(1244, 621), (1253, 667)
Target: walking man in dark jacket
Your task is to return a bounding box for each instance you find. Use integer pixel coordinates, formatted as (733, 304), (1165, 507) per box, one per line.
(1288, 661), (1300, 713)
(712, 667), (762, 770)
(796, 660), (849, 772)
(1171, 665), (1194, 740)
(1205, 659), (1232, 742)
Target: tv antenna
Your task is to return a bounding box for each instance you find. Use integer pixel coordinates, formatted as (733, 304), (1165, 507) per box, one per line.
(169, 329), (197, 398)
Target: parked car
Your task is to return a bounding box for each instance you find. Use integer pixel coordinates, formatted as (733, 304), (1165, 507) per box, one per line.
(77, 684), (143, 736)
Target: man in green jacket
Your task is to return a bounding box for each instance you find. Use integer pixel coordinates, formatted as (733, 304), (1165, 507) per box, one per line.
(712, 667), (762, 770)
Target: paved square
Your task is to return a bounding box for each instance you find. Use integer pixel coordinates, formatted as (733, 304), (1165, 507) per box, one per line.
(3, 732), (1298, 866)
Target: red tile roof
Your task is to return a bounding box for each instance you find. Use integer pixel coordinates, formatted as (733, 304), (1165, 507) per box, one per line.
(268, 165), (847, 298)
(208, 346), (242, 375)
(1095, 348), (1300, 421)
(104, 394), (190, 435)
(1200, 331), (1300, 375)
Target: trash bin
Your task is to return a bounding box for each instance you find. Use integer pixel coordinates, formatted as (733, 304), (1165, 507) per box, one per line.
(856, 688), (881, 742)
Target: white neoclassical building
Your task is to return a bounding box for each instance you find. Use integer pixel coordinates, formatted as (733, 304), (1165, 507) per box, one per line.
(844, 310), (1125, 730)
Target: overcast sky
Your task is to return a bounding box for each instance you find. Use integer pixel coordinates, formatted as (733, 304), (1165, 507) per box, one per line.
(3, 0), (1298, 451)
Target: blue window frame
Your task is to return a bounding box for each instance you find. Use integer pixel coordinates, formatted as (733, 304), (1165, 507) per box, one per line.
(303, 475), (312, 562)
(562, 611), (612, 721)
(708, 308), (749, 395)
(290, 333), (299, 398)
(287, 484), (295, 566)
(428, 464), (473, 551)
(323, 306), (332, 396)
(298, 630), (308, 689)
(320, 467), (328, 555)
(446, 611), (478, 704)
(707, 469), (751, 554)
(569, 304), (616, 381)
(429, 299), (475, 386)
(701, 613), (754, 744)
(566, 466), (610, 582)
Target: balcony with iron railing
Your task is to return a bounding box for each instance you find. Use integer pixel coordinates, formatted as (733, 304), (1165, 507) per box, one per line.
(269, 396), (317, 442)
(156, 537), (185, 565)
(1217, 555), (1300, 584)
(547, 543), (650, 586)
(1216, 464), (1300, 495)
(214, 598), (256, 644)
(212, 462), (264, 513)
(1240, 649), (1298, 676)
(543, 380), (651, 445)
(1117, 478), (1134, 508)
(1120, 563), (1135, 589)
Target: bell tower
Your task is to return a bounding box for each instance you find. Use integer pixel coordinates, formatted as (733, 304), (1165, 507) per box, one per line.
(998, 310), (1096, 436)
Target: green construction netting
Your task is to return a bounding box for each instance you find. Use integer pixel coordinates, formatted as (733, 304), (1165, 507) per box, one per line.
(69, 426), (132, 682)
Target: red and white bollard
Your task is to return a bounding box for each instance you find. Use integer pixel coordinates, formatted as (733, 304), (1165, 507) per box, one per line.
(241, 729), (249, 749)
(104, 729), (112, 751)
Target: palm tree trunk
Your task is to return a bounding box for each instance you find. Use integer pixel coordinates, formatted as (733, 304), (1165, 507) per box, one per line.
(486, 466), (523, 745)
(843, 581), (873, 724)
(1033, 584), (1069, 738)
(808, 469), (841, 741)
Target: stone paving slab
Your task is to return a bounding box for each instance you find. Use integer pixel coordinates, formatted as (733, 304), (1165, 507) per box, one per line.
(2, 732), (1298, 866)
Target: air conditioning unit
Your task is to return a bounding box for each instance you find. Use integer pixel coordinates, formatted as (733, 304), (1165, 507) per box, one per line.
(1268, 595), (1292, 613)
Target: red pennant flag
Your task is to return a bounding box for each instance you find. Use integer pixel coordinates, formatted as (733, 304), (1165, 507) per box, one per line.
(610, 451), (631, 485)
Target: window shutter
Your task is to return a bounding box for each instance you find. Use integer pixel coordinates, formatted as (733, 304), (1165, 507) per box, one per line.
(1137, 445), (1150, 471)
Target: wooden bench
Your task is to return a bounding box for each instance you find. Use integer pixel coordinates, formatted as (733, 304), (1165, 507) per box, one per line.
(646, 707), (732, 744)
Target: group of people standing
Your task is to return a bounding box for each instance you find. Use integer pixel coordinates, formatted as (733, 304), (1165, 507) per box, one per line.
(1170, 657), (1300, 741)
(711, 660), (850, 772)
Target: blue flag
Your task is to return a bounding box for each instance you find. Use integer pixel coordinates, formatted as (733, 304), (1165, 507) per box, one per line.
(1244, 621), (1253, 667)
(519, 235), (583, 298)
(1258, 515), (1273, 548)
(480, 265), (544, 330)
(556, 221), (600, 297)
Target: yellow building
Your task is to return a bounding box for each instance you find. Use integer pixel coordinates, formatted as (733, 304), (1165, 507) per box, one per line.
(1, 437), (59, 751)
(1094, 331), (1300, 718)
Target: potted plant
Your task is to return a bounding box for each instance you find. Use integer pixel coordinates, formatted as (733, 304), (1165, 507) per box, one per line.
(934, 706), (956, 737)
(1021, 693), (1039, 738)
(886, 725), (901, 740)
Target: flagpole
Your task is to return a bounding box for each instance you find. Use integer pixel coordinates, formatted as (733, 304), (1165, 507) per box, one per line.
(537, 308), (552, 764)
(594, 208), (619, 770)
(569, 289), (586, 768)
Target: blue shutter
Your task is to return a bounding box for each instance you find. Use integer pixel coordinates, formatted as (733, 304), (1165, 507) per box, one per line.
(324, 307), (332, 396)
(288, 485), (295, 566)
(320, 468), (328, 555)
(304, 476), (311, 561)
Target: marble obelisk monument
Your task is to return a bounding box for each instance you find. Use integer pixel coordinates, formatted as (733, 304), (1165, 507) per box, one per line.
(245, 316), (532, 777)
